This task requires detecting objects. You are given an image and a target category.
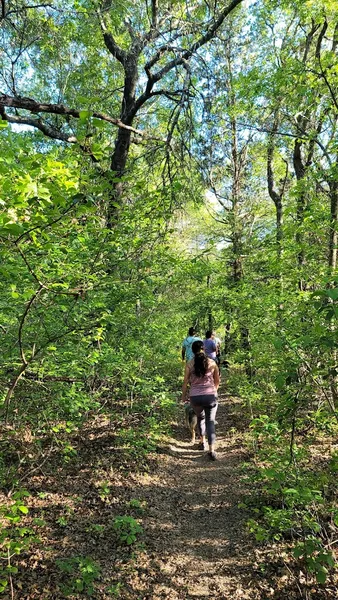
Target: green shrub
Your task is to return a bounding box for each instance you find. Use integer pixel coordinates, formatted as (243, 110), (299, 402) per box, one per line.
(112, 516), (143, 546)
(56, 556), (101, 596)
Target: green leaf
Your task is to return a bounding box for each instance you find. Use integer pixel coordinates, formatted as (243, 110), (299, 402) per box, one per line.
(75, 579), (84, 591)
(273, 337), (284, 350)
(126, 535), (135, 544)
(315, 567), (327, 584)
(283, 488), (299, 495)
(92, 118), (106, 129)
(0, 120), (8, 129)
(12, 490), (30, 499)
(79, 110), (91, 122)
(18, 505), (29, 515)
(293, 546), (303, 559)
(327, 288), (338, 301)
(3, 222), (25, 235)
(275, 374), (285, 390)
(91, 142), (104, 159)
(7, 566), (18, 574)
(33, 517), (46, 526)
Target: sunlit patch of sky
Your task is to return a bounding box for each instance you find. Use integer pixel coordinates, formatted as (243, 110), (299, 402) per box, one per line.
(205, 189), (224, 213)
(204, 190), (231, 250)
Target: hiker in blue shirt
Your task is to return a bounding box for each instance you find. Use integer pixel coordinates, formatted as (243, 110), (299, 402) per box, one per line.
(182, 327), (202, 362)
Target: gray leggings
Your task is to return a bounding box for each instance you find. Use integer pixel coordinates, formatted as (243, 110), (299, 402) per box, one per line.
(190, 395), (218, 446)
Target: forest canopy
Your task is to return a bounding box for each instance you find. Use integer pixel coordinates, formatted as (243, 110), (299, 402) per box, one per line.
(0, 0), (338, 597)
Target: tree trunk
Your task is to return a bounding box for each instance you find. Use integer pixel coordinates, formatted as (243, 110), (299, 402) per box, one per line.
(266, 114), (287, 329)
(107, 57), (138, 227)
(227, 63), (249, 371)
(328, 178), (338, 270)
(293, 138), (307, 291)
(207, 274), (213, 331)
(223, 322), (231, 358)
(108, 128), (133, 226)
(328, 175), (338, 407)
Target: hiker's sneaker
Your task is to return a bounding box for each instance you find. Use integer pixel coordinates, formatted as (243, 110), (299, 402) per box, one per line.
(208, 451), (217, 461)
(198, 442), (206, 451)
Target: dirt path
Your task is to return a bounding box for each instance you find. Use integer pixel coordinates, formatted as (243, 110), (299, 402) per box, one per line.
(6, 391), (288, 599)
(4, 388), (335, 598)
(125, 393), (266, 600)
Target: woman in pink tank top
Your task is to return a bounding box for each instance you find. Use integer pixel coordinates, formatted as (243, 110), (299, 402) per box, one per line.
(181, 340), (220, 460)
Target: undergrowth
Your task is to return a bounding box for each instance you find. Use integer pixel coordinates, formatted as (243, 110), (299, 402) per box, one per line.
(0, 368), (177, 597)
(241, 408), (338, 591)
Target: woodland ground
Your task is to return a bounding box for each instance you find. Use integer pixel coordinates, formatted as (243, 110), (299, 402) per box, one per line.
(1, 389), (336, 599)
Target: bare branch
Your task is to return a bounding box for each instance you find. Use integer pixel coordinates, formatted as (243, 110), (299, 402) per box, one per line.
(7, 3), (56, 14)
(132, 0), (243, 119)
(15, 243), (45, 287)
(332, 21), (338, 53)
(144, 40), (185, 76)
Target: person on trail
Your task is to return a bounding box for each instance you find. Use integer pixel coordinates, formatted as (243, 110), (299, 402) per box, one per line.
(203, 330), (217, 361)
(212, 331), (222, 369)
(181, 340), (219, 461)
(181, 327), (202, 362)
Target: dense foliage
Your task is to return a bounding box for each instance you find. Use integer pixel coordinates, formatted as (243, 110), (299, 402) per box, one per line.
(0, 0), (338, 597)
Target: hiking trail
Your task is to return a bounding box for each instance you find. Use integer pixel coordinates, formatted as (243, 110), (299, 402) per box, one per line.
(124, 393), (274, 600)
(15, 391), (299, 599)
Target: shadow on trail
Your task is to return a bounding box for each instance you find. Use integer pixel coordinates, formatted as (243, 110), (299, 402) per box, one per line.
(14, 393), (260, 599)
(123, 394), (262, 599)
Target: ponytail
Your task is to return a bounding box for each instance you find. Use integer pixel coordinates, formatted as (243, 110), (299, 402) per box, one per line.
(191, 340), (209, 378)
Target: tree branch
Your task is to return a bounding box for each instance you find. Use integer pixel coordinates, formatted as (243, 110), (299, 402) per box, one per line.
(7, 3), (57, 14)
(315, 19), (328, 60)
(1, 110), (78, 142)
(18, 285), (45, 366)
(151, 0), (158, 29)
(151, 0), (243, 83)
(132, 0), (243, 119)
(0, 93), (161, 138)
(95, 4), (127, 65)
(103, 32), (127, 65)
(267, 112), (283, 206)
